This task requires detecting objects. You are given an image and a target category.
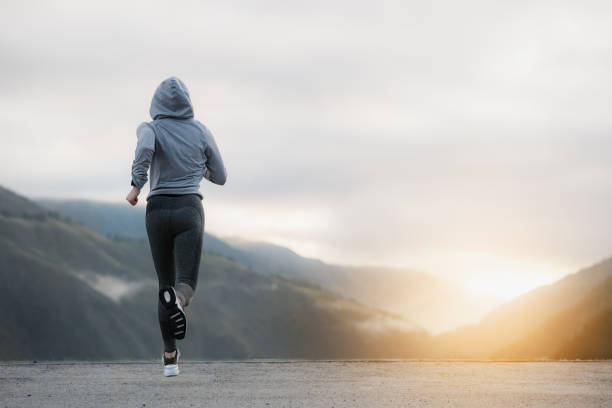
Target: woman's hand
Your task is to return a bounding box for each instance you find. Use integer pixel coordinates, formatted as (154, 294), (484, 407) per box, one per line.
(126, 186), (140, 206)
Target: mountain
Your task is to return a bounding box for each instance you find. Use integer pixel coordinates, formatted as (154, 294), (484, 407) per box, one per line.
(1, 185), (430, 360)
(225, 238), (502, 334)
(37, 198), (255, 263)
(37, 199), (500, 333)
(493, 276), (612, 359)
(435, 257), (612, 358)
(555, 306), (612, 359)
(1, 186), (51, 217)
(6, 186), (612, 360)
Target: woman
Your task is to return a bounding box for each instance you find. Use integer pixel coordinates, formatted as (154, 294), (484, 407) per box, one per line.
(126, 77), (227, 377)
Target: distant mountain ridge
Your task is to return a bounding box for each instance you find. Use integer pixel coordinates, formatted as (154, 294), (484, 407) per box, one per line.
(37, 198), (250, 265)
(1, 187), (48, 217)
(37, 198), (501, 333)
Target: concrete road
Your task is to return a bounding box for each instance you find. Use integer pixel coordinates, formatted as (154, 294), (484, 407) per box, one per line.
(1, 360), (611, 407)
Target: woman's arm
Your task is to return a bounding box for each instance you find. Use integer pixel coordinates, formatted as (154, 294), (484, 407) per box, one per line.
(202, 127), (227, 186)
(126, 123), (155, 206)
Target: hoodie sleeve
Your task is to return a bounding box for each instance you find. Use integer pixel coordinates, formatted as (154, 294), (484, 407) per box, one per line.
(201, 125), (227, 186)
(130, 123), (156, 189)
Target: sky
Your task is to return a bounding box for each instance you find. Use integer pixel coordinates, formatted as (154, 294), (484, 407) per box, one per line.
(1, 0), (612, 299)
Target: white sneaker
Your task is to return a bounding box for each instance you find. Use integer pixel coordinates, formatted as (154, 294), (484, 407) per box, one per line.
(162, 348), (181, 377)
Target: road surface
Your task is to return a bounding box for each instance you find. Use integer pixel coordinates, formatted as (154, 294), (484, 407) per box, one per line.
(1, 360), (611, 407)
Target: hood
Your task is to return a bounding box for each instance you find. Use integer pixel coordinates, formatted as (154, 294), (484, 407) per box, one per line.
(150, 77), (194, 120)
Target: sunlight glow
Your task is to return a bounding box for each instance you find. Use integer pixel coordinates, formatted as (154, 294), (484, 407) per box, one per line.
(448, 251), (564, 300)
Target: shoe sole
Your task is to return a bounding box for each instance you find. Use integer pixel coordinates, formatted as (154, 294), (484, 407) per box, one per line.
(159, 286), (187, 339)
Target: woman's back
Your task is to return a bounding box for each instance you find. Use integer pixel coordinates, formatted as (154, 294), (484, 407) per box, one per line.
(131, 77), (227, 200)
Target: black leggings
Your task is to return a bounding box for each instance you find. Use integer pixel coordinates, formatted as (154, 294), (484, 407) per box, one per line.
(145, 193), (204, 352)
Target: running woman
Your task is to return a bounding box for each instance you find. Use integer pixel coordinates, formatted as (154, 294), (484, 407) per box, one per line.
(126, 77), (227, 377)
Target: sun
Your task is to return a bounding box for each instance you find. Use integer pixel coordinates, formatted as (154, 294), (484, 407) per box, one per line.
(465, 273), (555, 300)
(450, 251), (565, 301)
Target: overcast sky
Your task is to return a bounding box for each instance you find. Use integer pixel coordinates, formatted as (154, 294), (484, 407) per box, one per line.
(2, 0), (611, 297)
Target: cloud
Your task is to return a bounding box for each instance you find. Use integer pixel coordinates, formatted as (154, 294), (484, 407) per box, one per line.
(1, 0), (612, 287)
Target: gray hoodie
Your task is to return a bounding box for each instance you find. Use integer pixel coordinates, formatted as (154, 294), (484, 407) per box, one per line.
(131, 77), (227, 200)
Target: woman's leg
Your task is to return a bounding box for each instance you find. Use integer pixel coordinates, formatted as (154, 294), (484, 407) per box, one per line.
(145, 202), (177, 352)
(172, 196), (204, 307)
